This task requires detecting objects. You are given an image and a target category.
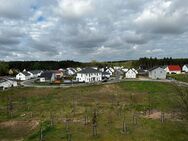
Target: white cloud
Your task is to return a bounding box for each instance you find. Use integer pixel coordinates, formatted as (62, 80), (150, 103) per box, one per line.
(146, 49), (163, 54)
(57, 0), (94, 18)
(0, 0), (36, 19)
(135, 0), (188, 34)
(0, 0), (188, 61)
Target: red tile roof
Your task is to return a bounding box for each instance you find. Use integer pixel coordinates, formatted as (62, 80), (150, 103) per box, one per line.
(168, 65), (181, 71)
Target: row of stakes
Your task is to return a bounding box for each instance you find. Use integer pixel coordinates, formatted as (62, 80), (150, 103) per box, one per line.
(39, 111), (166, 141)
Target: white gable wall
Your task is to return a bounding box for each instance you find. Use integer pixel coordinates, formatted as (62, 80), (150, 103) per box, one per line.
(16, 73), (30, 80)
(149, 67), (166, 79)
(182, 65), (188, 72)
(165, 67), (181, 74)
(125, 69), (137, 79)
(106, 69), (113, 76)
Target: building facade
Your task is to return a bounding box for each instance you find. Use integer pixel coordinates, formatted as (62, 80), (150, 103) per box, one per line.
(125, 69), (137, 79)
(182, 65), (188, 72)
(16, 72), (31, 80)
(149, 67), (166, 79)
(164, 65), (181, 74)
(76, 68), (102, 83)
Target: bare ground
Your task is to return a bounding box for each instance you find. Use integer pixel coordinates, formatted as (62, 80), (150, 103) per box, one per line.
(0, 120), (39, 141)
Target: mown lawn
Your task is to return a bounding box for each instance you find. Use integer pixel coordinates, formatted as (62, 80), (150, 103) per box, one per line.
(169, 74), (188, 83)
(0, 81), (187, 141)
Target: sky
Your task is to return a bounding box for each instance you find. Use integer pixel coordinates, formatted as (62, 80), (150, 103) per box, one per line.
(0, 0), (188, 62)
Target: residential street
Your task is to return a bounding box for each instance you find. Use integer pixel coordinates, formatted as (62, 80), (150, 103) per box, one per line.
(20, 77), (188, 88)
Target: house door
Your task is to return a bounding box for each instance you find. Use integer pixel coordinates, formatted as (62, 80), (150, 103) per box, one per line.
(92, 77), (95, 82)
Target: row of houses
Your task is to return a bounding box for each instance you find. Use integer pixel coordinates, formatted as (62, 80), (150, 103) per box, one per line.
(163, 64), (188, 74)
(16, 67), (82, 81)
(17, 67), (137, 83)
(146, 65), (188, 79)
(76, 66), (171, 82)
(14, 64), (188, 84)
(16, 70), (43, 80)
(76, 68), (140, 83)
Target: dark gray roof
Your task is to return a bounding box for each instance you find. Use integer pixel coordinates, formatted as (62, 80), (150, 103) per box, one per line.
(67, 68), (77, 74)
(0, 78), (6, 83)
(22, 71), (31, 76)
(78, 68), (101, 74)
(138, 69), (148, 75)
(102, 71), (110, 75)
(29, 70), (42, 74)
(148, 66), (163, 71)
(162, 65), (168, 69)
(40, 71), (53, 80)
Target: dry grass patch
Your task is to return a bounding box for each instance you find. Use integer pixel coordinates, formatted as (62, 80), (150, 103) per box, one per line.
(0, 120), (39, 140)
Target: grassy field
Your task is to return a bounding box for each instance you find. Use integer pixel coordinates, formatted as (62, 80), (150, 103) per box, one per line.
(0, 81), (188, 141)
(169, 74), (188, 83)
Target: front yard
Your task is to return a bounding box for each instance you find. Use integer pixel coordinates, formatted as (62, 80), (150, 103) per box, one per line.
(168, 74), (188, 83)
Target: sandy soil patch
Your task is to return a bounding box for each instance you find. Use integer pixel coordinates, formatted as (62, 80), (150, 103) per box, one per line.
(0, 120), (39, 130)
(144, 111), (172, 120)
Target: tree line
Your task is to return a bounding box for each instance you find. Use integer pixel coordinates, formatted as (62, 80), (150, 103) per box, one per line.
(135, 57), (188, 69)
(0, 60), (82, 76)
(0, 60), (110, 76)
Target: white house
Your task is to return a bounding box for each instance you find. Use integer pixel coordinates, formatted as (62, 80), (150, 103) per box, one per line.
(114, 66), (121, 70)
(106, 67), (114, 76)
(76, 67), (82, 72)
(6, 78), (17, 87)
(102, 72), (111, 79)
(182, 64), (188, 72)
(122, 68), (128, 73)
(0, 79), (10, 90)
(92, 67), (98, 70)
(16, 72), (31, 80)
(0, 78), (17, 90)
(125, 69), (137, 79)
(148, 66), (166, 79)
(99, 68), (105, 72)
(109, 67), (115, 72)
(28, 70), (43, 78)
(39, 71), (55, 82)
(66, 68), (77, 76)
(76, 68), (102, 83)
(132, 68), (138, 74)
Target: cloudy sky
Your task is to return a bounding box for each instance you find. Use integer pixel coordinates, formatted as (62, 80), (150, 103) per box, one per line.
(0, 0), (188, 62)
